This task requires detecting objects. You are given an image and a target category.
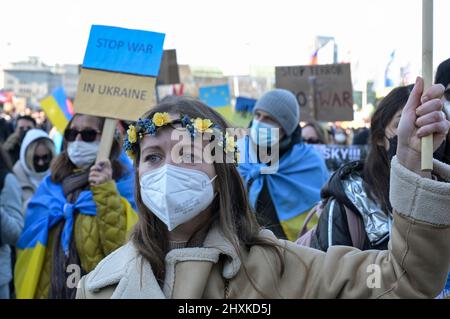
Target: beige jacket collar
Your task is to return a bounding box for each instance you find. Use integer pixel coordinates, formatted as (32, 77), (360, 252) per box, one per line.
(84, 224), (242, 298)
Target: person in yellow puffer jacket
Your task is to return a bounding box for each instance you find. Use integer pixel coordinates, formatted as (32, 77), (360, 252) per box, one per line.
(14, 114), (138, 299)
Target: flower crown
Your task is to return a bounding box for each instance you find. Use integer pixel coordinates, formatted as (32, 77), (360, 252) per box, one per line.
(124, 112), (239, 162)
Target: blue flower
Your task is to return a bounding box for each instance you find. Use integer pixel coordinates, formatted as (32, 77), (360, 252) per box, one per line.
(181, 115), (191, 127)
(136, 118), (145, 128)
(148, 123), (157, 135)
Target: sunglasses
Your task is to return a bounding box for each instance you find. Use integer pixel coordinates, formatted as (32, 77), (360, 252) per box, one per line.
(304, 138), (320, 144)
(64, 128), (100, 142)
(33, 154), (52, 163)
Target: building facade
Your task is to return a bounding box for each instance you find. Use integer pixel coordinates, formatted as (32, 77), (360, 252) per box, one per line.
(2, 57), (79, 108)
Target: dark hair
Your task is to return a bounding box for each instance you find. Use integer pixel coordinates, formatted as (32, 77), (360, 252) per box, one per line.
(130, 97), (286, 293)
(0, 145), (12, 171)
(435, 58), (450, 88)
(303, 121), (329, 144)
(50, 114), (124, 183)
(17, 115), (37, 127)
(363, 84), (413, 213)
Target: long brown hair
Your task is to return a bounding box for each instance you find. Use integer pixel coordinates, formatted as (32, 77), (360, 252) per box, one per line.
(130, 97), (286, 292)
(303, 121), (330, 144)
(363, 85), (413, 213)
(50, 114), (124, 183)
(0, 145), (12, 171)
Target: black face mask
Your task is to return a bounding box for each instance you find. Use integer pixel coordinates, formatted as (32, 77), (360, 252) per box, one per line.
(387, 135), (398, 162)
(388, 135), (448, 163)
(33, 153), (52, 173)
(34, 162), (50, 173)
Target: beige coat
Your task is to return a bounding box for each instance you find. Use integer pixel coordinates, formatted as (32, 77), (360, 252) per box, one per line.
(76, 157), (450, 299)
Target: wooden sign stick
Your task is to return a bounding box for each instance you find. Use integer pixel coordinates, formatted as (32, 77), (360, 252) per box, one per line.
(96, 118), (118, 163)
(421, 0), (433, 171)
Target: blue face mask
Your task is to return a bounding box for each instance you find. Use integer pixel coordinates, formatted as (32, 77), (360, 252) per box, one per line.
(250, 119), (279, 147)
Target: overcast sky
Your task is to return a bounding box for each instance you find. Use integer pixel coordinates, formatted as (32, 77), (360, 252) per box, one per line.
(1, 0), (449, 87)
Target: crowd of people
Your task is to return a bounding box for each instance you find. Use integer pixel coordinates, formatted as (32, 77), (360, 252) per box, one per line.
(0, 58), (449, 299)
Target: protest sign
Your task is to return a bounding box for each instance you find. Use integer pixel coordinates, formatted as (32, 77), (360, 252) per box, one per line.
(275, 63), (354, 122)
(82, 25), (165, 76)
(157, 49), (180, 85)
(74, 25), (165, 161)
(235, 96), (257, 113)
(312, 144), (368, 172)
(75, 68), (156, 121)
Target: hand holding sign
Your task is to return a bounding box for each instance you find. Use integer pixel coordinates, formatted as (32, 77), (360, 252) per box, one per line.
(74, 25), (165, 162)
(396, 77), (449, 176)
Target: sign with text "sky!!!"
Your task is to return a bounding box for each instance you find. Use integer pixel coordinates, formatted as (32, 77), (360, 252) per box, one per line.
(74, 25), (165, 121)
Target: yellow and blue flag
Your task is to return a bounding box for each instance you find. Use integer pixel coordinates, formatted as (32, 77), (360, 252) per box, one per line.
(40, 87), (74, 134)
(199, 84), (232, 120)
(14, 167), (137, 299)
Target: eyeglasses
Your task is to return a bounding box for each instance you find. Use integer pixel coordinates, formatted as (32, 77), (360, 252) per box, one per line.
(18, 126), (32, 132)
(33, 154), (52, 163)
(64, 128), (100, 142)
(304, 138), (321, 144)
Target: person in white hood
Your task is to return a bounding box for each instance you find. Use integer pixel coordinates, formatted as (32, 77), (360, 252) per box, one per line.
(12, 128), (55, 213)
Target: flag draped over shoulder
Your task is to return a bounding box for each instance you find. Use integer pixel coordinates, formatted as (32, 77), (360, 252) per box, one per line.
(14, 169), (137, 299)
(238, 136), (329, 238)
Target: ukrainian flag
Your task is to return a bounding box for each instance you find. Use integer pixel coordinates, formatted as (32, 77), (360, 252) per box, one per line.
(40, 87), (73, 133)
(199, 84), (233, 121)
(14, 167), (137, 299)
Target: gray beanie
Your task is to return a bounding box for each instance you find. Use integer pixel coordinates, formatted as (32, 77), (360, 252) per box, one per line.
(253, 89), (300, 136)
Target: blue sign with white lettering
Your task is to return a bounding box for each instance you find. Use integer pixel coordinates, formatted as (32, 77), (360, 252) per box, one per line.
(235, 96), (257, 112)
(82, 25), (165, 76)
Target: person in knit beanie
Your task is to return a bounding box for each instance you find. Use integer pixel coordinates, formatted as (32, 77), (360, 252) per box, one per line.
(238, 89), (329, 240)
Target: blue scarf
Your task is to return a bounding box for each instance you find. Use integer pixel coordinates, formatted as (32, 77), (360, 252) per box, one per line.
(238, 136), (329, 221)
(17, 169), (136, 255)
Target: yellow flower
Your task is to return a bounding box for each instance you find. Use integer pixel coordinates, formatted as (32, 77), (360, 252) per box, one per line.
(193, 118), (213, 133)
(126, 149), (135, 160)
(225, 132), (236, 153)
(127, 125), (137, 143)
(153, 112), (171, 127)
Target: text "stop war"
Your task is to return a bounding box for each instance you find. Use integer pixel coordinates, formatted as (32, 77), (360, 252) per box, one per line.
(96, 38), (153, 54)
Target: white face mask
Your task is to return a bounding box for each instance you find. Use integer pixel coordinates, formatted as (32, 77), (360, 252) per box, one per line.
(140, 164), (216, 231)
(67, 141), (100, 169)
(334, 133), (347, 144)
(250, 119), (279, 147)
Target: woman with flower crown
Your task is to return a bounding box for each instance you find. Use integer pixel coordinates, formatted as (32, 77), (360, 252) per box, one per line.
(77, 82), (450, 298)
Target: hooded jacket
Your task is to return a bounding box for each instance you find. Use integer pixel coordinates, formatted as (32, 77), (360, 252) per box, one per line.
(0, 173), (23, 288)
(13, 129), (54, 213)
(310, 161), (391, 252)
(77, 157), (450, 299)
